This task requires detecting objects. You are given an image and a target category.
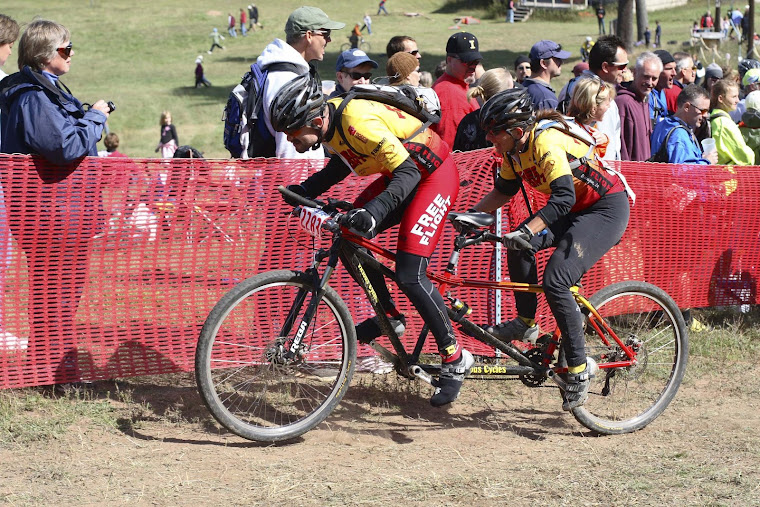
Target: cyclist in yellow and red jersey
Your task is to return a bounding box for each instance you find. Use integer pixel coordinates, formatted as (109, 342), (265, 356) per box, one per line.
(472, 88), (631, 410)
(270, 72), (473, 407)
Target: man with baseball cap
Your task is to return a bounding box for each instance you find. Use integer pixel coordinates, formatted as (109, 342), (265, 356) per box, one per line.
(255, 6), (345, 158)
(523, 39), (571, 110)
(431, 32), (482, 148)
(329, 49), (378, 97)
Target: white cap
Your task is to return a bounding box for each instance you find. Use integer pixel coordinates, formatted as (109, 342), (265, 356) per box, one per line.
(746, 90), (760, 111)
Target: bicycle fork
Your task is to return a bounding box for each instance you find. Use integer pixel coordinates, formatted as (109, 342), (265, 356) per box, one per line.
(278, 250), (340, 362)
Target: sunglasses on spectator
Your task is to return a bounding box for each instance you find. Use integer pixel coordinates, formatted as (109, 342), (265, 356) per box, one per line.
(310, 29), (331, 41)
(455, 57), (481, 68)
(57, 42), (73, 58)
(408, 50), (420, 56)
(343, 70), (373, 80)
(609, 61), (628, 70)
(688, 103), (710, 116)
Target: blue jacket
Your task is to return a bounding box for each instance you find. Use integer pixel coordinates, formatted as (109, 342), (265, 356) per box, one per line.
(648, 88), (668, 124)
(650, 115), (709, 165)
(522, 78), (558, 110)
(0, 66), (106, 166)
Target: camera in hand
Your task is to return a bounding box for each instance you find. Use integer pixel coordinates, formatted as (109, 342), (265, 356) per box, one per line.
(107, 101), (116, 113)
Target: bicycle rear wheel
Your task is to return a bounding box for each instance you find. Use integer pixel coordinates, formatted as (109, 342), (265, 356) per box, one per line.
(195, 269), (356, 442)
(572, 281), (688, 434)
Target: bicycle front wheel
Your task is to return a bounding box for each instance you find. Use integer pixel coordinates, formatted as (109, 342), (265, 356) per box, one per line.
(195, 269), (356, 442)
(359, 41), (371, 52)
(572, 281), (688, 434)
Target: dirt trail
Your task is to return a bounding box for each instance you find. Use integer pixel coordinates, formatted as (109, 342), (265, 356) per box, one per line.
(1, 362), (758, 506)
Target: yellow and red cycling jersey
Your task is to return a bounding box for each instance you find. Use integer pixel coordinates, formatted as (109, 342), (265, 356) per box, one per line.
(499, 124), (624, 212)
(325, 97), (449, 177)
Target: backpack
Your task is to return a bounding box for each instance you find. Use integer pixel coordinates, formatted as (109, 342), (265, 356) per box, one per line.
(647, 125), (688, 163)
(331, 84), (442, 172)
(531, 117), (618, 199)
(332, 84), (440, 152)
(557, 75), (579, 115)
(340, 84), (440, 123)
(222, 62), (300, 159)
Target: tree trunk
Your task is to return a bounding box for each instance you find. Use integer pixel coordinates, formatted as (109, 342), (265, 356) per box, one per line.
(748, 2), (755, 58)
(635, 0), (648, 43)
(617, 0), (635, 50)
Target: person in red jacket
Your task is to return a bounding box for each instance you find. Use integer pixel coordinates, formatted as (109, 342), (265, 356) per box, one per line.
(664, 52), (695, 114)
(431, 32), (481, 149)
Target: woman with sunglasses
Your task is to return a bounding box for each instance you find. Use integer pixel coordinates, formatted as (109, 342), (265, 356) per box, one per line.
(0, 19), (111, 163)
(0, 19), (111, 382)
(471, 88), (631, 411)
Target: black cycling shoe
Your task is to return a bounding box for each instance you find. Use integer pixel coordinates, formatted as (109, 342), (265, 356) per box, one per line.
(430, 350), (474, 407)
(561, 365), (591, 411)
(355, 314), (406, 345)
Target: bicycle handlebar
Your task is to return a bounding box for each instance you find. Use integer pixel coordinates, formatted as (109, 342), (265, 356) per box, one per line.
(278, 185), (324, 209)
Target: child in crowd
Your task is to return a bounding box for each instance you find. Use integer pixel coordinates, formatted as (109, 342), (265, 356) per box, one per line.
(156, 111), (179, 158)
(99, 133), (126, 157)
(195, 55), (211, 87)
(710, 78), (755, 165)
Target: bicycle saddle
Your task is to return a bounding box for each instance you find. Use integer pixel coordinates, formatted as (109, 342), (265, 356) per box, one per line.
(448, 211), (495, 229)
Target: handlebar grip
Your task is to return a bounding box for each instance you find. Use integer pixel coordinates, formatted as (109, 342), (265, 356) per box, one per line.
(278, 185), (322, 208)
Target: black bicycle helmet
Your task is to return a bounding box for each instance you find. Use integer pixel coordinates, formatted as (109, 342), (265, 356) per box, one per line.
(479, 88), (536, 133)
(269, 72), (325, 133)
(739, 58), (760, 80)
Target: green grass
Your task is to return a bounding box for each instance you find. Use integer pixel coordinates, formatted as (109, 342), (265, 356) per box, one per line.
(2, 0), (736, 158)
(0, 387), (118, 445)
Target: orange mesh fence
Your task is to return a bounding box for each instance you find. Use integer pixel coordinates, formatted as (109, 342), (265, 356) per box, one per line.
(0, 151), (755, 388)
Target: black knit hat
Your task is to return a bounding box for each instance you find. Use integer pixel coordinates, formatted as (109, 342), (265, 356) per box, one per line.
(654, 49), (674, 66)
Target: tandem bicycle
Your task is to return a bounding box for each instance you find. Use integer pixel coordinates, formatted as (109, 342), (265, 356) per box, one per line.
(194, 186), (688, 442)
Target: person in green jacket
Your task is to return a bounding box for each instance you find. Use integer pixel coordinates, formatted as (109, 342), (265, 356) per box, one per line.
(709, 78), (755, 165)
(738, 90), (760, 162)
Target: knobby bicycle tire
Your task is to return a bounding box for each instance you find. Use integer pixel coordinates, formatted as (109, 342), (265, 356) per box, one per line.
(195, 269), (357, 442)
(572, 281), (688, 434)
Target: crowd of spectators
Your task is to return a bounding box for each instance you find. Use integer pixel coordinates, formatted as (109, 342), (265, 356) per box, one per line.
(2, 5), (760, 383)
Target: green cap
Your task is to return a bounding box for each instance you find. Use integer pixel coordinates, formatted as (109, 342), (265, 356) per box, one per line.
(285, 6), (345, 37)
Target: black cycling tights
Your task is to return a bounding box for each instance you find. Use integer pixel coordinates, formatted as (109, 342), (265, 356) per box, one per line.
(355, 250), (457, 355)
(508, 191), (630, 367)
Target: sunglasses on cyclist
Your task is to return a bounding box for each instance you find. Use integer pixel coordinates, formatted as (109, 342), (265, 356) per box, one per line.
(342, 71), (373, 80)
(57, 42), (73, 58)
